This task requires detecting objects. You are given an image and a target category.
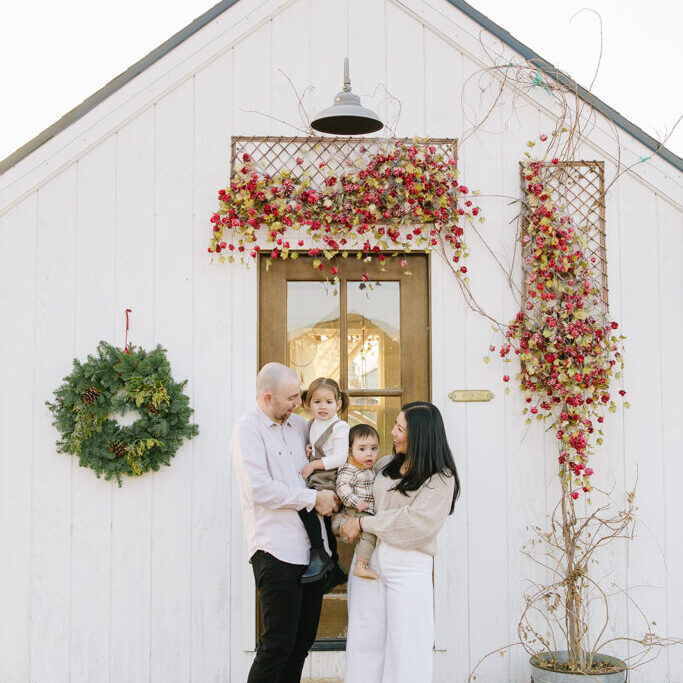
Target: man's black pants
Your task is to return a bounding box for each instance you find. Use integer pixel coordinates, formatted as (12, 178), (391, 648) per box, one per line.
(248, 550), (324, 683)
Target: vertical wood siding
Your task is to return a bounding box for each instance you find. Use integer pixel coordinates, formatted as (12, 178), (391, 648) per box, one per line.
(0, 0), (681, 681)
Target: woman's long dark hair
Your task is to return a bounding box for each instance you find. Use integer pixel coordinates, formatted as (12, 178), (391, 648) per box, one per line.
(383, 401), (461, 513)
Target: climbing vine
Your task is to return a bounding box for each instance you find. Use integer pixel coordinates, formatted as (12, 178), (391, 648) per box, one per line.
(494, 138), (626, 495)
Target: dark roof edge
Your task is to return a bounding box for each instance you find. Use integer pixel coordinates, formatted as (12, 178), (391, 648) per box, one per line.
(0, 0), (240, 177)
(447, 0), (682, 173)
(1, 0), (681, 177)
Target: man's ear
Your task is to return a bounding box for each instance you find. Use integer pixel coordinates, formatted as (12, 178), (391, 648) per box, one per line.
(263, 391), (273, 405)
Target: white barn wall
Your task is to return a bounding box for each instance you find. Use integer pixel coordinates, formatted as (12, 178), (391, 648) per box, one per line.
(70, 136), (117, 683)
(659, 195), (683, 678)
(0, 194), (37, 682)
(1, 0), (682, 681)
(110, 107), (156, 683)
(31, 166), (78, 683)
(192, 48), (233, 683)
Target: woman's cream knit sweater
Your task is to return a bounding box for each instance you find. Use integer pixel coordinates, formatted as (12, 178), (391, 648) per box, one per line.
(361, 455), (455, 556)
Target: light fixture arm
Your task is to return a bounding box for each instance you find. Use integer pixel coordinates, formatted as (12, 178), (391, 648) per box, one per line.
(343, 57), (351, 92)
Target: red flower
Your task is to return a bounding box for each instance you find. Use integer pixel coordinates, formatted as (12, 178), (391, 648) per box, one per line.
(330, 266), (338, 275)
(552, 158), (559, 165)
(503, 375), (510, 382)
(571, 491), (579, 500)
(460, 266), (468, 274)
(540, 134), (548, 142)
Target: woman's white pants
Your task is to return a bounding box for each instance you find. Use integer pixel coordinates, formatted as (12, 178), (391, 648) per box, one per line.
(344, 542), (434, 683)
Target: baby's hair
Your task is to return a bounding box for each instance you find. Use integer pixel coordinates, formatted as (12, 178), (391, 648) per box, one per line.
(349, 423), (380, 448)
(302, 377), (349, 413)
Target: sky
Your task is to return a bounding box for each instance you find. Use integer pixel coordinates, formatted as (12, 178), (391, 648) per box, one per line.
(1, 0), (681, 164)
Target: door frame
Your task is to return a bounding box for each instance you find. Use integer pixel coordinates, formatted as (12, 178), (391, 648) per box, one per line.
(255, 251), (432, 650)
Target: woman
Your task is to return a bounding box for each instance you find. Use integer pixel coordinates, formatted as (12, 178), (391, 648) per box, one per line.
(341, 401), (460, 683)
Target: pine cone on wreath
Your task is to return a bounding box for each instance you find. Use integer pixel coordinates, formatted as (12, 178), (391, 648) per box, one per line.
(108, 442), (128, 458)
(147, 402), (158, 415)
(82, 386), (100, 404)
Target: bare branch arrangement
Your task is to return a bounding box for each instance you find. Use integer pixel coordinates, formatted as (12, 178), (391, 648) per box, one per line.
(457, 20), (682, 680)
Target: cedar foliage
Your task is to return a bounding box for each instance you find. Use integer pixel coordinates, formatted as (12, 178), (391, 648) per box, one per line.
(47, 341), (199, 486)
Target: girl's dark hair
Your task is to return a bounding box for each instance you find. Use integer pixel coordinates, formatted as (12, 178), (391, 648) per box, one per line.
(301, 377), (349, 413)
(383, 401), (460, 513)
(348, 423), (380, 448)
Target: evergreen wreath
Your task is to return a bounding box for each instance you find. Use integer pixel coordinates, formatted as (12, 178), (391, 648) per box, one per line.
(47, 341), (199, 486)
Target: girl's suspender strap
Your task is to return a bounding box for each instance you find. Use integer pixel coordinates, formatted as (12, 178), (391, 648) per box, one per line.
(313, 419), (340, 460)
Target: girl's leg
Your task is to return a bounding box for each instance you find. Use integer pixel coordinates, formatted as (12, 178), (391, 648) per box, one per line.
(381, 545), (434, 683)
(297, 508), (332, 584)
(344, 548), (386, 683)
(297, 508), (323, 549)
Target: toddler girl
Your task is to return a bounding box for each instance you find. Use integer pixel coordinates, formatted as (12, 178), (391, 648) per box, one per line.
(298, 377), (350, 585)
(336, 423), (380, 580)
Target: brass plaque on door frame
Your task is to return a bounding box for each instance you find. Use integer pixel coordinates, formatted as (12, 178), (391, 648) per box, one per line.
(448, 390), (494, 402)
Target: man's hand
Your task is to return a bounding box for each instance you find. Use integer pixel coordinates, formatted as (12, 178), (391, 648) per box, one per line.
(305, 443), (313, 458)
(355, 500), (369, 512)
(315, 490), (340, 516)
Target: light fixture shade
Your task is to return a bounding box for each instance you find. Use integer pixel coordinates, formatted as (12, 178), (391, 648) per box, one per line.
(311, 58), (383, 136)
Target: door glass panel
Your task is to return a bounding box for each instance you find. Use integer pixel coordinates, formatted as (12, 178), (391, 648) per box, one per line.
(348, 395), (401, 457)
(287, 281), (340, 387)
(347, 281), (400, 390)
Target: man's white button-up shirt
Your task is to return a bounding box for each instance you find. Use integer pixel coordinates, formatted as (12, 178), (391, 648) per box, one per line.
(231, 406), (328, 565)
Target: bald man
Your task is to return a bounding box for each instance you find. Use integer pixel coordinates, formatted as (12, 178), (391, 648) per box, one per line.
(232, 362), (340, 683)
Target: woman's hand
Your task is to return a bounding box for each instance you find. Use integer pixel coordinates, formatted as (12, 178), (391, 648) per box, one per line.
(340, 515), (362, 542)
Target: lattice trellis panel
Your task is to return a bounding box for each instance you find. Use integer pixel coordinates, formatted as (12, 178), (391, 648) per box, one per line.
(230, 136), (457, 187)
(520, 161), (607, 304)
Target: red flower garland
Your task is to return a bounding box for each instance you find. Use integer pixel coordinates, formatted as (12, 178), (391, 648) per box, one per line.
(209, 139), (482, 275)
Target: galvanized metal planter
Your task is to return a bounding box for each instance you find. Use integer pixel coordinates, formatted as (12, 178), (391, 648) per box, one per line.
(530, 651), (627, 683)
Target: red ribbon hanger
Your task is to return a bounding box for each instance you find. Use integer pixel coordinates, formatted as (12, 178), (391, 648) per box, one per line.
(124, 308), (132, 354)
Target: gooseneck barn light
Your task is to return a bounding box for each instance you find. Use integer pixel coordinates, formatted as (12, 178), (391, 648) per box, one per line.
(311, 58), (383, 135)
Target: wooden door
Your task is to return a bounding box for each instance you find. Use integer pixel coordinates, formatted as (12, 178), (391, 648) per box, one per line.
(258, 253), (430, 647)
